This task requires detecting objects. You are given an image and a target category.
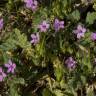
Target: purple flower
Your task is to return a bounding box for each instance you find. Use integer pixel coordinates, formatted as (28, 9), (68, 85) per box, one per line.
(0, 67), (6, 82)
(65, 57), (76, 70)
(4, 60), (16, 74)
(38, 21), (49, 32)
(24, 0), (38, 11)
(73, 25), (86, 39)
(30, 33), (39, 45)
(0, 18), (3, 30)
(53, 19), (64, 31)
(91, 32), (96, 41)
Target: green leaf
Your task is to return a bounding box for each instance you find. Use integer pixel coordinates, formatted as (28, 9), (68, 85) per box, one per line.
(42, 88), (53, 96)
(71, 10), (80, 21)
(35, 34), (45, 57)
(53, 57), (64, 82)
(82, 54), (92, 71)
(76, 44), (88, 53)
(80, 75), (86, 85)
(0, 38), (17, 51)
(8, 77), (25, 96)
(54, 89), (64, 96)
(12, 78), (25, 85)
(86, 12), (96, 24)
(14, 28), (31, 49)
(0, 28), (31, 51)
(8, 77), (25, 86)
(10, 85), (20, 96)
(55, 65), (63, 82)
(62, 0), (68, 7)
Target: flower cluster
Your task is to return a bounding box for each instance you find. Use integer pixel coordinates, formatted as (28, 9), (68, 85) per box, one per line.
(54, 18), (64, 31)
(91, 32), (96, 41)
(30, 33), (39, 45)
(0, 60), (16, 82)
(65, 57), (76, 70)
(38, 21), (50, 32)
(0, 67), (6, 82)
(4, 60), (16, 74)
(73, 25), (86, 39)
(30, 19), (65, 45)
(24, 0), (38, 11)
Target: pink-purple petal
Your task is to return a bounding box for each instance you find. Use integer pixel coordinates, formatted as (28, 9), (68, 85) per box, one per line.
(4, 63), (10, 68)
(7, 68), (12, 73)
(0, 67), (2, 72)
(0, 75), (3, 81)
(13, 63), (16, 68)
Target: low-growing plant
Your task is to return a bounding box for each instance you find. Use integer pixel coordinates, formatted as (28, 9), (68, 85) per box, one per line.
(0, 0), (96, 96)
